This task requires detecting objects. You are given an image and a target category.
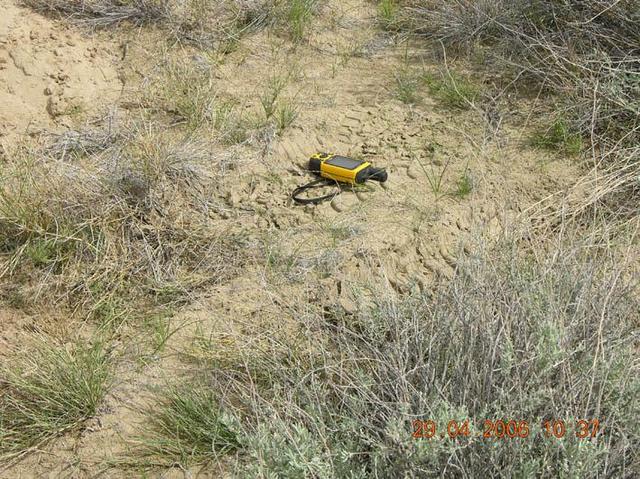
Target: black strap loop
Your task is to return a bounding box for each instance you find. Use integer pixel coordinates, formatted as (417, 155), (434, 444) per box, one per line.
(291, 178), (342, 205)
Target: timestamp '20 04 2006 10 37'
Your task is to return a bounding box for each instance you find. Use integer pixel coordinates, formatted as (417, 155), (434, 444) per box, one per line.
(412, 419), (601, 440)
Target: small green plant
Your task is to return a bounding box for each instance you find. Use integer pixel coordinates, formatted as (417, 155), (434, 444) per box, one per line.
(63, 102), (86, 118)
(394, 68), (421, 104)
(24, 237), (61, 267)
(0, 338), (112, 461)
(264, 239), (298, 275)
(531, 118), (583, 155)
(418, 154), (453, 200)
(260, 75), (288, 119)
(275, 101), (298, 132)
(378, 0), (397, 30)
(261, 171), (285, 187)
(143, 310), (179, 356)
(423, 71), (479, 109)
(218, 36), (241, 55)
(86, 279), (133, 329)
(324, 222), (360, 246)
(286, 0), (317, 42)
(453, 171), (473, 199)
(211, 99), (236, 130)
(135, 383), (240, 467)
(337, 40), (365, 66)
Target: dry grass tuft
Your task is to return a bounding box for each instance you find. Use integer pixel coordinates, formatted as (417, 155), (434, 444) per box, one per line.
(43, 120), (126, 161)
(0, 123), (249, 320)
(0, 336), (112, 465)
(20, 0), (172, 27)
(21, 0), (323, 47)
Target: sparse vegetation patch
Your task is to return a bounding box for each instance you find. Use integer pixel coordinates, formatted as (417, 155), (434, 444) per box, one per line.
(399, 0), (640, 213)
(531, 118), (583, 156)
(4, 0), (639, 476)
(423, 70), (478, 110)
(0, 127), (248, 317)
(135, 383), (241, 467)
(0, 337), (112, 462)
(175, 234), (639, 476)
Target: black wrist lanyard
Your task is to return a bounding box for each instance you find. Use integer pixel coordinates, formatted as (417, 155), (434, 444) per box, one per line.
(291, 166), (387, 205)
(291, 178), (343, 205)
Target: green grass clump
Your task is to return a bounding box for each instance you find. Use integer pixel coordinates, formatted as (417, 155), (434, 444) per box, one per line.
(0, 339), (112, 461)
(417, 152), (453, 200)
(211, 99), (255, 145)
(154, 59), (215, 131)
(285, 0), (318, 42)
(23, 236), (75, 268)
(394, 68), (421, 104)
(260, 75), (288, 119)
(136, 384), (241, 467)
(258, 74), (298, 133)
(275, 102), (298, 132)
(151, 58), (262, 143)
(453, 171), (473, 198)
(531, 118), (583, 156)
(423, 71), (479, 109)
(377, 0), (397, 30)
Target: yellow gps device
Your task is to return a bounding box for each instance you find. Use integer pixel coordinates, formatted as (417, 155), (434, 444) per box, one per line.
(291, 152), (387, 205)
(308, 152), (387, 185)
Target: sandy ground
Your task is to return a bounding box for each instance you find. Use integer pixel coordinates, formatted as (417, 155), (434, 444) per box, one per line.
(0, 0), (582, 477)
(0, 1), (123, 143)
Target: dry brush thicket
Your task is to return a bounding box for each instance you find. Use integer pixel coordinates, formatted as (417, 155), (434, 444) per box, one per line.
(398, 0), (640, 219)
(146, 232), (639, 477)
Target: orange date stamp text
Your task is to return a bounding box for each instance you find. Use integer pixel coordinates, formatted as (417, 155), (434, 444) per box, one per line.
(412, 419), (601, 440)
